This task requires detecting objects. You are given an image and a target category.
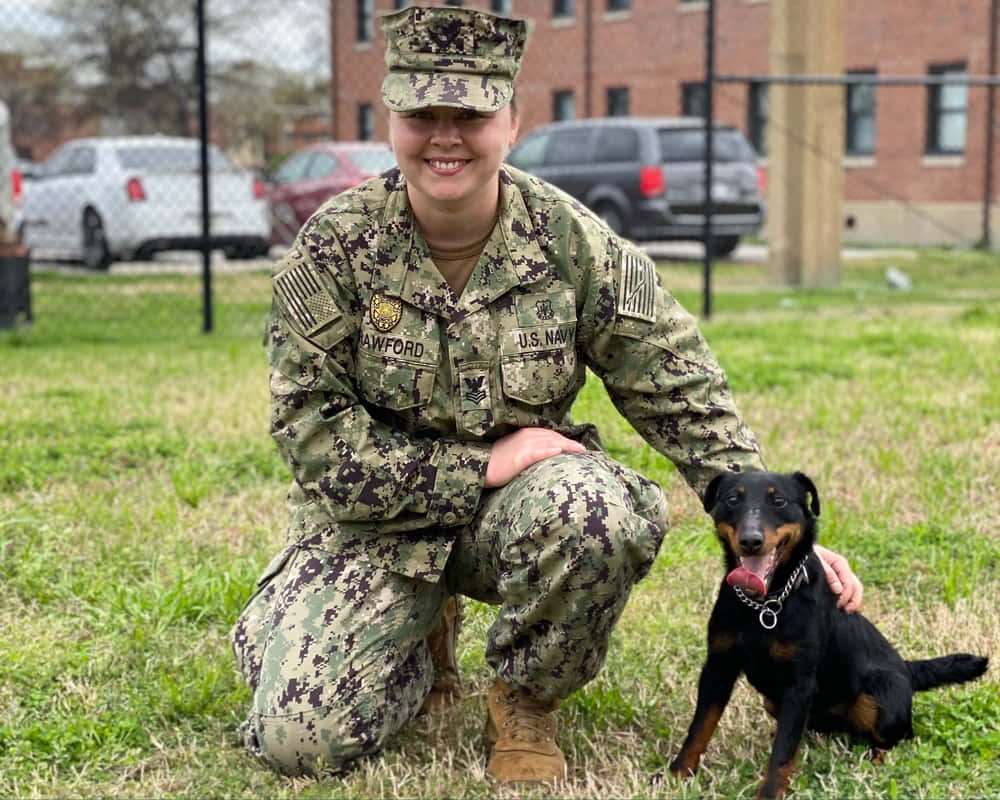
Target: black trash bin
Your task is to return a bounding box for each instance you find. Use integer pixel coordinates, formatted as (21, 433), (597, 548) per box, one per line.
(0, 244), (31, 328)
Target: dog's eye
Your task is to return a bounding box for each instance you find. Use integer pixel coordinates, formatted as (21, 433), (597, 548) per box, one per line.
(724, 492), (741, 506)
(772, 495), (788, 508)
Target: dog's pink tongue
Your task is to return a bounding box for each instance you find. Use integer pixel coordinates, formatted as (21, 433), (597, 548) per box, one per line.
(727, 566), (767, 596)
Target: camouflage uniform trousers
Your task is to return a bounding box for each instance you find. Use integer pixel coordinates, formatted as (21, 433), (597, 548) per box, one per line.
(230, 450), (669, 776)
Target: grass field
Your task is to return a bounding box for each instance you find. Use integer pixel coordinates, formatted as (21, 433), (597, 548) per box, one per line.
(2, 249), (998, 798)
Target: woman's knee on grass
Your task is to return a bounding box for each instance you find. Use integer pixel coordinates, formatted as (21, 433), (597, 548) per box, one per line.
(245, 642), (433, 776)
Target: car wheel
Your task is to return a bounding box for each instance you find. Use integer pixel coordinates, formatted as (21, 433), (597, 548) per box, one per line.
(595, 203), (626, 237)
(710, 235), (740, 257)
(81, 209), (112, 270)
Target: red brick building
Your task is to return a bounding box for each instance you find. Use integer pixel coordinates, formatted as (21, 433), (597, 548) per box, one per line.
(330, 0), (1000, 245)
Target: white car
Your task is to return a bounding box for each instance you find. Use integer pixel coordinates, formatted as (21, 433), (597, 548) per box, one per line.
(21, 135), (270, 269)
(0, 98), (14, 241)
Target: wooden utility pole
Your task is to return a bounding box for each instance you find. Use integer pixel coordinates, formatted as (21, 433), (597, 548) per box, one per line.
(768, 0), (845, 286)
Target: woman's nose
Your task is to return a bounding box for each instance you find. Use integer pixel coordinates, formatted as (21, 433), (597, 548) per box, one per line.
(429, 118), (461, 144)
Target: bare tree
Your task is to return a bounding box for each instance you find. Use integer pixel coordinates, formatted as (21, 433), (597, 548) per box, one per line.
(41, 0), (329, 136)
(0, 51), (69, 153)
(44, 0), (199, 134)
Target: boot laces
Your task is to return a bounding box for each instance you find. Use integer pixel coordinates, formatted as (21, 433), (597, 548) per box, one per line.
(499, 689), (554, 744)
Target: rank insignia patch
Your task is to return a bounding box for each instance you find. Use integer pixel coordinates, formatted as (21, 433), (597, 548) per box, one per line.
(274, 264), (339, 333)
(370, 292), (403, 332)
(618, 252), (657, 322)
(463, 375), (488, 405)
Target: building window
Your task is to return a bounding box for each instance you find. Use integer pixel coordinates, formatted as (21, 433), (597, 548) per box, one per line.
(394, 0), (410, 9)
(357, 0), (374, 42)
(553, 0), (574, 18)
(607, 86), (630, 116)
(443, 0), (462, 6)
(927, 63), (967, 155)
(845, 70), (876, 156)
(553, 90), (576, 121)
(607, 0), (631, 10)
(747, 81), (767, 156)
(681, 82), (706, 117)
(492, 0), (512, 12)
(358, 103), (374, 141)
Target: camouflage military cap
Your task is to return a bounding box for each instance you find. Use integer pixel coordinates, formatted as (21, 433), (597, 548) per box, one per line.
(380, 5), (528, 113)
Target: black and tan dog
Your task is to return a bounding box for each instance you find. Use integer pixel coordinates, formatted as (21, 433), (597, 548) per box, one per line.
(669, 471), (988, 799)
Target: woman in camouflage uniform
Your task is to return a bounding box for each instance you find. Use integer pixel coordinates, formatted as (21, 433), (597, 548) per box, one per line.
(231, 4), (862, 783)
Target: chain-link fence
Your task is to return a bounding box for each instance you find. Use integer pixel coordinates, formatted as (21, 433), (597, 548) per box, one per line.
(1, 0), (333, 341)
(2, 0), (998, 339)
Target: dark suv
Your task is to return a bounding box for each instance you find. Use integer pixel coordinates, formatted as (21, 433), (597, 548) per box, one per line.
(506, 116), (765, 256)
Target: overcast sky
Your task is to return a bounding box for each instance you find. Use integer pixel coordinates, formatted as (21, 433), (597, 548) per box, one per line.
(0, 0), (330, 78)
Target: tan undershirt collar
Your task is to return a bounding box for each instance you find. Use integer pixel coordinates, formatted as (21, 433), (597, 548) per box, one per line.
(422, 219), (497, 297)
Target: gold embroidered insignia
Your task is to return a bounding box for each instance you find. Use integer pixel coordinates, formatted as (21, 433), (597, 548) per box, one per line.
(370, 293), (403, 332)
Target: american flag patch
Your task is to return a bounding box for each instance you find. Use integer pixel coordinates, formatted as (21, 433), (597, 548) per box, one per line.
(618, 252), (657, 322)
(274, 264), (339, 333)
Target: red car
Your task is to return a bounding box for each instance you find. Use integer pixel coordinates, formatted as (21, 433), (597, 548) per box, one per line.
(266, 142), (396, 245)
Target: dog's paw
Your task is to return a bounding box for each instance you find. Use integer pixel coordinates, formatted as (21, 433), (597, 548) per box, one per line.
(668, 756), (699, 778)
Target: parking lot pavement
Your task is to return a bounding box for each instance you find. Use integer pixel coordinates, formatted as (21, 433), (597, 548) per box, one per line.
(27, 241), (915, 276)
(642, 241), (767, 262)
(642, 241), (917, 262)
(27, 247), (287, 276)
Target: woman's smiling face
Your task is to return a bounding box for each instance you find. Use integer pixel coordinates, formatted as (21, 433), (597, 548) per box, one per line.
(388, 104), (519, 217)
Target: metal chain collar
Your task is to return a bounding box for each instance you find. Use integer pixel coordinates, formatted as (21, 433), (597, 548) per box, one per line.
(732, 555), (810, 630)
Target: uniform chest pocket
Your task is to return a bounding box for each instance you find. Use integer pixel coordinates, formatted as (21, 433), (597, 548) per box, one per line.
(357, 327), (440, 411)
(500, 291), (578, 406)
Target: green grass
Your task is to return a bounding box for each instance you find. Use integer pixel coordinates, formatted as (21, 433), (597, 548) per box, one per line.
(2, 249), (998, 798)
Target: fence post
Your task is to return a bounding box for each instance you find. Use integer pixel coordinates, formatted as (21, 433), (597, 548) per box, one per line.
(981, 0), (998, 249)
(196, 0), (213, 333)
(702, 0), (715, 319)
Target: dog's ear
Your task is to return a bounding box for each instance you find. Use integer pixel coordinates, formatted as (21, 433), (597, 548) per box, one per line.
(702, 472), (727, 513)
(792, 471), (820, 517)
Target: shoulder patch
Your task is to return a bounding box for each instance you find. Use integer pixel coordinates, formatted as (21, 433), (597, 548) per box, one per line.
(274, 263), (340, 334)
(617, 251), (657, 322)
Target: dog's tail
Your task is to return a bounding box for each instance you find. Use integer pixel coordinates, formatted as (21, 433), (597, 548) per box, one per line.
(907, 654), (989, 692)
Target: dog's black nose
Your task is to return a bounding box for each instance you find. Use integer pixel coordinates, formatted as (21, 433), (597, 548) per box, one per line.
(739, 530), (764, 553)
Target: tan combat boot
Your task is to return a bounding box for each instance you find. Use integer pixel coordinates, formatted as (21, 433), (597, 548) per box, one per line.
(419, 595), (463, 715)
(484, 678), (566, 783)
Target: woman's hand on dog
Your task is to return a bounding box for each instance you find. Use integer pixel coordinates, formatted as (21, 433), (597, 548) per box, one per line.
(815, 544), (863, 613)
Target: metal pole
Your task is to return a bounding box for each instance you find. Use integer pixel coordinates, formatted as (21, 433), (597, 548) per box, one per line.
(196, 0), (213, 333)
(982, 0), (998, 248)
(329, 0), (338, 138)
(584, 0), (594, 117)
(702, 0), (715, 319)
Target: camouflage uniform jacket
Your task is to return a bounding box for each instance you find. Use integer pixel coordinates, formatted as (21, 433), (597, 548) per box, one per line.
(266, 165), (763, 580)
